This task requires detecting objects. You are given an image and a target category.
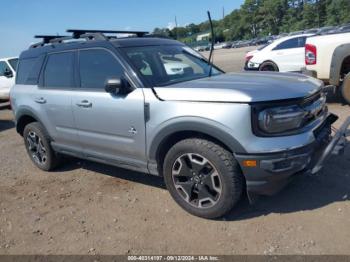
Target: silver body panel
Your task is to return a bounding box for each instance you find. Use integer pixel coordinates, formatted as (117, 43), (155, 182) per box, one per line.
(154, 72), (323, 103)
(143, 89), (319, 156)
(11, 70), (325, 176)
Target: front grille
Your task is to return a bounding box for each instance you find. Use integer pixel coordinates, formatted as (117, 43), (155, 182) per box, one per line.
(300, 91), (322, 107)
(300, 91), (327, 127)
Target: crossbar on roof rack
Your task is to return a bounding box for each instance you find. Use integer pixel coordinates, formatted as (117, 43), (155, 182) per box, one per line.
(31, 35), (70, 48)
(34, 35), (69, 43)
(30, 29), (151, 49)
(66, 29), (149, 38)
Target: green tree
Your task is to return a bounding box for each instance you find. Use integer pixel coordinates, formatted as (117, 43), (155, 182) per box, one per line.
(153, 0), (350, 43)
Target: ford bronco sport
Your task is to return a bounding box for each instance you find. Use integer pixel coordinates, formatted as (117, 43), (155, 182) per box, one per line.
(10, 30), (350, 218)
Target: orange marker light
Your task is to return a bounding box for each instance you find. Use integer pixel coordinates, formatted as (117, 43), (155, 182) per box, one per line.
(243, 160), (257, 167)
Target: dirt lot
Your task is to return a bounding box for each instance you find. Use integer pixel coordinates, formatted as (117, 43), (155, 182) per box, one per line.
(1, 47), (350, 255)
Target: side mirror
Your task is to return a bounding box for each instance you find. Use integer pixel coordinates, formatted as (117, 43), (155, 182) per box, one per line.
(105, 77), (132, 94)
(3, 69), (13, 78)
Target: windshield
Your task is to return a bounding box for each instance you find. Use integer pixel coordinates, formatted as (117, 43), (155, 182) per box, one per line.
(121, 45), (222, 87)
(257, 43), (269, 51)
(8, 58), (18, 71)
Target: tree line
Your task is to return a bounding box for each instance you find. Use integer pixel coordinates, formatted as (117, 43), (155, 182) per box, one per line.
(153, 0), (350, 43)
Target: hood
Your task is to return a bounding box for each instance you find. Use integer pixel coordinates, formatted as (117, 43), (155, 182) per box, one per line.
(246, 49), (259, 57)
(154, 72), (323, 103)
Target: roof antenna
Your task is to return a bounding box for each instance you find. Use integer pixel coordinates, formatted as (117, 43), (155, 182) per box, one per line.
(207, 11), (215, 77)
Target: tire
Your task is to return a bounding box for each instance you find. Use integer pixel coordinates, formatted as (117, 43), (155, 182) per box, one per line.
(259, 61), (279, 72)
(23, 122), (61, 171)
(341, 73), (350, 105)
(163, 138), (244, 219)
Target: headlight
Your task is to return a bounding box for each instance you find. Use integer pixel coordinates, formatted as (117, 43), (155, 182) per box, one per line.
(258, 105), (307, 134)
(248, 61), (259, 68)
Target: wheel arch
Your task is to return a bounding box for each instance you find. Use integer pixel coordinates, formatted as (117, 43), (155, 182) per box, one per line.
(15, 109), (42, 136)
(259, 60), (279, 71)
(329, 44), (350, 86)
(148, 121), (246, 176)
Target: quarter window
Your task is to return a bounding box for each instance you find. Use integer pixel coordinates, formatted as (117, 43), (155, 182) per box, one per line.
(44, 52), (75, 88)
(79, 49), (124, 89)
(16, 56), (45, 85)
(273, 37), (306, 50)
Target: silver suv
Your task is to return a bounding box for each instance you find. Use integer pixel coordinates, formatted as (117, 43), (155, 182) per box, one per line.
(10, 30), (350, 218)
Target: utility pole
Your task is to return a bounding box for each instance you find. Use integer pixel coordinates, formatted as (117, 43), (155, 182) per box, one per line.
(222, 7), (225, 19)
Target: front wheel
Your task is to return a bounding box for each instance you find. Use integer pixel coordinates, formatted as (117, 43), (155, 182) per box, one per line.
(163, 138), (244, 219)
(259, 61), (279, 72)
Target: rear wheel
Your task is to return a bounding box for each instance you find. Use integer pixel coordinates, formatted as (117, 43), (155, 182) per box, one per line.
(259, 61), (279, 72)
(163, 138), (244, 218)
(341, 72), (350, 105)
(23, 122), (61, 171)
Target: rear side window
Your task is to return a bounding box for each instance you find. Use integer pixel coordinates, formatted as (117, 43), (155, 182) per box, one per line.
(16, 56), (45, 85)
(273, 37), (306, 50)
(44, 52), (74, 88)
(79, 49), (124, 89)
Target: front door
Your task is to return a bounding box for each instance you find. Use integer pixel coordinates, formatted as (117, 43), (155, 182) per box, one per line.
(72, 48), (146, 168)
(271, 36), (306, 72)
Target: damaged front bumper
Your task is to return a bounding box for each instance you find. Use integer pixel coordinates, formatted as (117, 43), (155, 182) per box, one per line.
(235, 114), (350, 196)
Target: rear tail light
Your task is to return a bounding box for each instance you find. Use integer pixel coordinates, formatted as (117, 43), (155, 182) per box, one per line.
(305, 44), (317, 65)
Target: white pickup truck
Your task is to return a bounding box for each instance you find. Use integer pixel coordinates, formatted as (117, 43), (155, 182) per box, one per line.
(303, 32), (350, 103)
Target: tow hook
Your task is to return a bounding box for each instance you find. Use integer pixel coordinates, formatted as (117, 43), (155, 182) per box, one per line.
(311, 117), (350, 174)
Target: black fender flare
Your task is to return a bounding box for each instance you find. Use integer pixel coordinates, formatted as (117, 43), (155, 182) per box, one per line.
(15, 107), (42, 135)
(329, 43), (350, 86)
(147, 119), (246, 162)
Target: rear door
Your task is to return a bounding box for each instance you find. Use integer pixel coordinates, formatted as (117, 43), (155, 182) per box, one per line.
(271, 36), (307, 72)
(38, 51), (80, 152)
(71, 48), (146, 167)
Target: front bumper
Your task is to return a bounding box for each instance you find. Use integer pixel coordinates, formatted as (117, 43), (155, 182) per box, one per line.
(235, 114), (350, 196)
(0, 89), (10, 100)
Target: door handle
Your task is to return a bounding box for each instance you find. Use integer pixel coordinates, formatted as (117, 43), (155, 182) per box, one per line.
(34, 97), (46, 104)
(76, 100), (92, 108)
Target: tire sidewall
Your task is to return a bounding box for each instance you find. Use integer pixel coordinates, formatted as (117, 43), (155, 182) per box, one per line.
(341, 74), (350, 105)
(23, 123), (55, 171)
(259, 61), (278, 72)
(163, 139), (242, 218)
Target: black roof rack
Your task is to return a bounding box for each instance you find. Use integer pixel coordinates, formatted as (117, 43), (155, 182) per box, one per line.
(30, 35), (69, 48)
(34, 35), (69, 43)
(30, 29), (150, 49)
(66, 29), (149, 38)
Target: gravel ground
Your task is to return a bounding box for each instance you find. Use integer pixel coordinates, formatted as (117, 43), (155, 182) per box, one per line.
(0, 47), (350, 255)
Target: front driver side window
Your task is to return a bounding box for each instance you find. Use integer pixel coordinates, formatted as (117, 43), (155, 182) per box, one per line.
(79, 49), (124, 89)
